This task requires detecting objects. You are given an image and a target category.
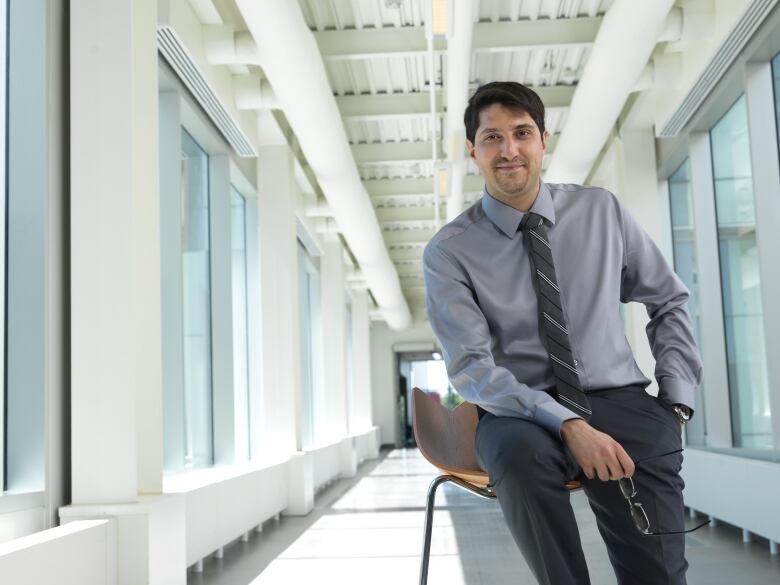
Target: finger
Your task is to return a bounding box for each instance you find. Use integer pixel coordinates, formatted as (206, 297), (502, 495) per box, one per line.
(583, 465), (596, 480)
(596, 463), (610, 482)
(606, 459), (624, 481)
(615, 445), (635, 477)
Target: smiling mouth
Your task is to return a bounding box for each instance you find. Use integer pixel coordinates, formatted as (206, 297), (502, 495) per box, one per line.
(496, 164), (525, 172)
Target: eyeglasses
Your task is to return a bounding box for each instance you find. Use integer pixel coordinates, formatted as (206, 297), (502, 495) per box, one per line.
(618, 449), (710, 537)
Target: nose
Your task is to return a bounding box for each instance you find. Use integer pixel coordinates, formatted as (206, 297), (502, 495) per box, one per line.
(500, 136), (520, 160)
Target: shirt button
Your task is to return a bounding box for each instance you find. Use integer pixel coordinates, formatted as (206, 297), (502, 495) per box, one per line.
(574, 360), (579, 367)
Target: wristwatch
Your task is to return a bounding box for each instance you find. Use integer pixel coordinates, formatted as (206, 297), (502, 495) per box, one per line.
(673, 404), (692, 424)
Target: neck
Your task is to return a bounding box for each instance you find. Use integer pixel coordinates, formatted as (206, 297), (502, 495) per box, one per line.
(489, 181), (541, 212)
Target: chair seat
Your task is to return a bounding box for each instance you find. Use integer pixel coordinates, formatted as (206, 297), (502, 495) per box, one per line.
(412, 388), (582, 491)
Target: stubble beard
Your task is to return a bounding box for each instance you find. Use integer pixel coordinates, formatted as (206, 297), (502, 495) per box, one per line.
(492, 166), (530, 200)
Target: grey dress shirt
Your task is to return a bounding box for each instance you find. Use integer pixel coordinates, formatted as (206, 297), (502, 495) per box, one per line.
(423, 181), (703, 437)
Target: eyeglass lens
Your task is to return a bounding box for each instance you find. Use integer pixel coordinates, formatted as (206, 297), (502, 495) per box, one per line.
(618, 477), (635, 499)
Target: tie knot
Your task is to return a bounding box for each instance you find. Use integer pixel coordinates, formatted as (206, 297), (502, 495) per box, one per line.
(520, 212), (545, 232)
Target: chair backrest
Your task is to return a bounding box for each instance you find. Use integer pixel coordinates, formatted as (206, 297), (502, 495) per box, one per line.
(412, 387), (582, 491)
(412, 387), (490, 487)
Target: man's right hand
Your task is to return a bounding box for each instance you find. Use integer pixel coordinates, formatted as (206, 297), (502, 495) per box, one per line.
(560, 419), (635, 481)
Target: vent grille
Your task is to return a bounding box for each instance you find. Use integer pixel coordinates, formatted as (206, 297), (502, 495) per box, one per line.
(659, 0), (778, 137)
(157, 26), (257, 157)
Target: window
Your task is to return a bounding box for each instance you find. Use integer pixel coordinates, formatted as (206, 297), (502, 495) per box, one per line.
(298, 242), (323, 450)
(710, 96), (772, 449)
(411, 360), (459, 407)
(231, 186), (250, 460)
(180, 129), (214, 468)
(773, 52), (780, 158)
(668, 160), (706, 445)
(0, 0), (6, 492)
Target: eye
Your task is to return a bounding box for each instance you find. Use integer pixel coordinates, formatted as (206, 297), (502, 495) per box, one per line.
(483, 134), (499, 143)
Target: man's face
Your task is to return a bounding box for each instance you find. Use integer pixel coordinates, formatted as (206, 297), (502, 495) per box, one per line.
(467, 104), (548, 204)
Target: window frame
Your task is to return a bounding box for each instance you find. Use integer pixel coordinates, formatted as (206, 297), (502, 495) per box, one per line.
(297, 239), (323, 451)
(657, 11), (780, 457)
(229, 184), (251, 461)
(159, 59), (261, 474)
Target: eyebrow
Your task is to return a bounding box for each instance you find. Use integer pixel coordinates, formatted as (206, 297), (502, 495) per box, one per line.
(479, 123), (536, 136)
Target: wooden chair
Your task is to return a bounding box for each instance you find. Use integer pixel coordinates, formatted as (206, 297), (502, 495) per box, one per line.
(411, 387), (581, 585)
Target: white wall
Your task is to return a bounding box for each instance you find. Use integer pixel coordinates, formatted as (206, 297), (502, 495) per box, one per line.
(682, 450), (780, 543)
(0, 520), (116, 585)
(351, 289), (374, 433)
(256, 145), (300, 456)
(320, 237), (348, 443)
(370, 319), (436, 446)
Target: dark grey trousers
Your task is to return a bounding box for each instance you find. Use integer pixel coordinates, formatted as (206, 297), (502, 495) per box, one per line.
(475, 386), (687, 585)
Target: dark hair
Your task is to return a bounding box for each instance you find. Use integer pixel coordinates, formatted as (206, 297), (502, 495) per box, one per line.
(464, 82), (546, 143)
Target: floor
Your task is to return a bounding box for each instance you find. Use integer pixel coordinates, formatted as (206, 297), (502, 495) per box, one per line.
(190, 447), (780, 585)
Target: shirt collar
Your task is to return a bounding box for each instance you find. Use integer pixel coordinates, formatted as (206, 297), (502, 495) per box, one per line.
(481, 180), (556, 238)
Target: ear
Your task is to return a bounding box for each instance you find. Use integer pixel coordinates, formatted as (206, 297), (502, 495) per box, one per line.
(466, 139), (476, 161)
(541, 130), (549, 152)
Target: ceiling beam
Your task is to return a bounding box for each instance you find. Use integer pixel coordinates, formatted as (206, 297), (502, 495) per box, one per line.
(337, 88), (574, 118)
(352, 141), (441, 164)
(394, 263), (425, 276)
(354, 135), (557, 165)
(382, 228), (437, 245)
(376, 206), (438, 223)
(389, 247), (426, 262)
(366, 175), (484, 196)
(315, 27), (439, 60)
(472, 17), (600, 52)
(314, 18), (601, 60)
(337, 91), (443, 118)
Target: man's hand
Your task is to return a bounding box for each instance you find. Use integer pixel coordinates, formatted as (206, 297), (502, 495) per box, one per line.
(561, 419), (635, 481)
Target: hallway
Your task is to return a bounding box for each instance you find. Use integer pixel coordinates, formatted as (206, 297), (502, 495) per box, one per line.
(189, 448), (780, 585)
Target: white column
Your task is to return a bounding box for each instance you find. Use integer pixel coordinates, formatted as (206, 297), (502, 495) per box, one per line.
(688, 132), (732, 448)
(71, 0), (162, 503)
(351, 289), (373, 432)
(617, 128), (664, 396)
(745, 61), (780, 451)
(370, 322), (400, 447)
(320, 236), (348, 442)
(256, 146), (299, 455)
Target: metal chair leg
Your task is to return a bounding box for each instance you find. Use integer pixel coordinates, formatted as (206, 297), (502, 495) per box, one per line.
(420, 474), (496, 585)
(420, 475), (450, 585)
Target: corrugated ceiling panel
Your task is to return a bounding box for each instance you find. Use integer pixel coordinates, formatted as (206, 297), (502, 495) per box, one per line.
(477, 0), (613, 22)
(299, 0), (427, 30)
(471, 46), (589, 87)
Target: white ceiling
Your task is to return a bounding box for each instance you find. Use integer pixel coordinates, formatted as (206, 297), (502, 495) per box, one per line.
(207, 0), (619, 314)
(294, 0), (612, 307)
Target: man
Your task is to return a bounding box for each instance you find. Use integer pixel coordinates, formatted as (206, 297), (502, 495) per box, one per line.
(423, 81), (703, 585)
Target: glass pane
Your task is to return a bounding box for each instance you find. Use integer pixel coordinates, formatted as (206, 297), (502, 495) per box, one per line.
(231, 186), (250, 460)
(181, 130), (214, 468)
(710, 96), (772, 449)
(668, 160), (706, 445)
(773, 52), (780, 158)
(0, 0), (6, 491)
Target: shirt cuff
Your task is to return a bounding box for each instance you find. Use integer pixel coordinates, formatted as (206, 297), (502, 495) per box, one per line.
(534, 399), (583, 439)
(658, 377), (696, 415)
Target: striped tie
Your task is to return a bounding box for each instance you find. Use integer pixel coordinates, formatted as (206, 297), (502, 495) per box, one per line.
(520, 212), (592, 420)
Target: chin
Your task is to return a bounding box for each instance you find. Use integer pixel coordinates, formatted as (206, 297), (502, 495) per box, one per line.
(495, 181), (528, 196)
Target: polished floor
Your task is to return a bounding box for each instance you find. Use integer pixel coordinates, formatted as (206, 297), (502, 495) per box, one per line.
(190, 448), (780, 585)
